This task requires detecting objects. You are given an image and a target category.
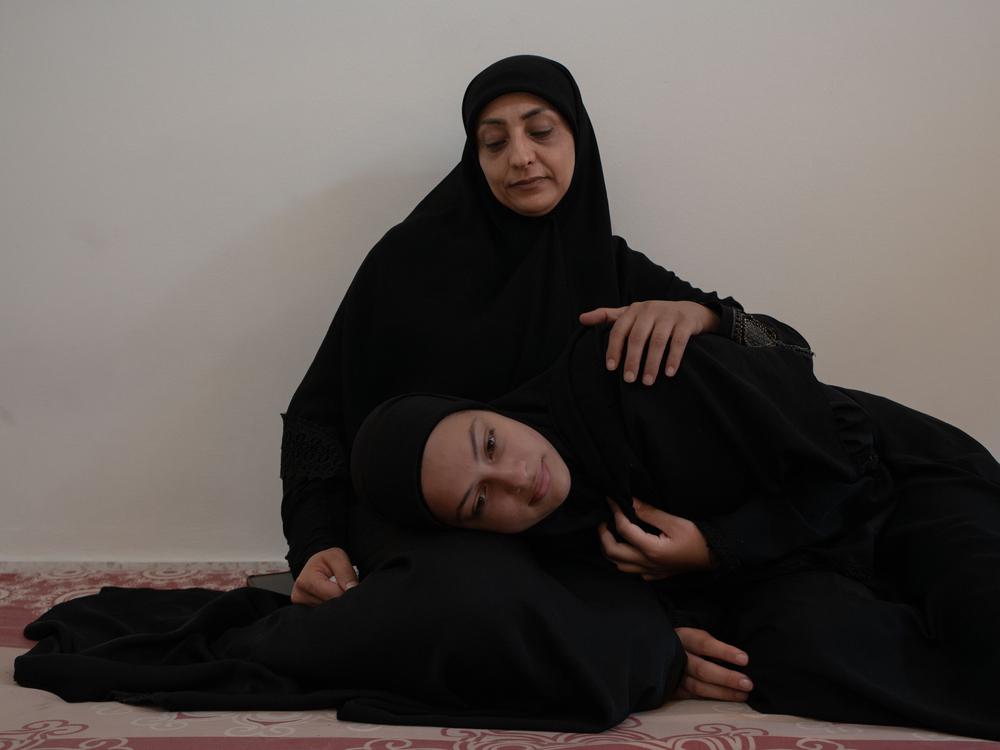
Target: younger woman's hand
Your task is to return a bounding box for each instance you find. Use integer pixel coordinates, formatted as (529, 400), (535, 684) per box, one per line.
(674, 627), (754, 702)
(579, 300), (719, 385)
(599, 498), (714, 579)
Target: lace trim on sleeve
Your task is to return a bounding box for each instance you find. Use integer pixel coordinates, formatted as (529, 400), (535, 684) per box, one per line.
(731, 309), (814, 358)
(696, 521), (741, 572)
(280, 413), (349, 480)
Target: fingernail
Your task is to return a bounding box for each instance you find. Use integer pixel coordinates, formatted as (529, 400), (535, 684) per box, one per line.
(624, 370), (635, 382)
(344, 581), (358, 591)
(735, 651), (748, 665)
(739, 678), (753, 690)
(642, 374), (653, 385)
(607, 359), (616, 370)
(666, 366), (676, 377)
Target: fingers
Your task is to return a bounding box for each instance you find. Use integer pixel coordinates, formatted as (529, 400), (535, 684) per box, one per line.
(293, 569), (342, 605)
(679, 672), (750, 702)
(329, 556), (359, 592)
(604, 307), (637, 373)
(663, 328), (692, 378)
(598, 522), (650, 567)
(606, 499), (666, 558)
(630, 497), (677, 535)
(640, 322), (672, 385)
(290, 548), (358, 607)
(674, 627), (754, 702)
(621, 314), (656, 384)
(683, 654), (753, 700)
(675, 627), (749, 667)
(579, 306), (625, 327)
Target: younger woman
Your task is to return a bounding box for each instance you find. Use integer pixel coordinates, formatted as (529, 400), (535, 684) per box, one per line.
(352, 314), (1000, 741)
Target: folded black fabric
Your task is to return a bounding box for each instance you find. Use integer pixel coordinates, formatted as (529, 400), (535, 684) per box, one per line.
(15, 532), (684, 731)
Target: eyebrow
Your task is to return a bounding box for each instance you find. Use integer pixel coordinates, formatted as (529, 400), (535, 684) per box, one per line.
(478, 106), (550, 128)
(455, 416), (479, 522)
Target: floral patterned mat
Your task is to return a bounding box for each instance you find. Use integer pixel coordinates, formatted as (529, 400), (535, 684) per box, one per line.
(1, 562), (994, 750)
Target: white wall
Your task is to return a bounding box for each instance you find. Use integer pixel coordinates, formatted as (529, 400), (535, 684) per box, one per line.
(1, 1), (997, 561)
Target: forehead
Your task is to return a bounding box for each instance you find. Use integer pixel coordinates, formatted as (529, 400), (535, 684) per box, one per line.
(477, 92), (557, 126)
(421, 410), (480, 514)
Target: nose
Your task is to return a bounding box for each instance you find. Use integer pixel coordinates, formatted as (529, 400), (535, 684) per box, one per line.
(490, 460), (532, 497)
(507, 131), (535, 168)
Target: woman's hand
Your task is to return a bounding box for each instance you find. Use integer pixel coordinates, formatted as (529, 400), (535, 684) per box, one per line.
(674, 627), (754, 702)
(579, 300), (719, 385)
(599, 498), (714, 579)
(290, 547), (359, 606)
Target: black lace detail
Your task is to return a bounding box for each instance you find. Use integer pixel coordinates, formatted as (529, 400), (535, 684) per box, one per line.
(696, 521), (741, 572)
(280, 413), (349, 480)
(731, 309), (814, 358)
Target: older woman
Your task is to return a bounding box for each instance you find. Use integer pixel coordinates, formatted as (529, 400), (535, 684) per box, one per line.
(16, 55), (748, 729)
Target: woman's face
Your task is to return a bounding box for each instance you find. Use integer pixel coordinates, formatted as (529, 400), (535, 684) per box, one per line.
(420, 409), (571, 533)
(476, 92), (576, 217)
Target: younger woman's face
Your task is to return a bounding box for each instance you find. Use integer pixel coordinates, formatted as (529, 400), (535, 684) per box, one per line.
(420, 409), (571, 533)
(476, 92), (576, 217)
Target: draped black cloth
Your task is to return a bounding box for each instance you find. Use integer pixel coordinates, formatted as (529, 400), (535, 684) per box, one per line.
(546, 323), (1000, 740)
(14, 56), (736, 731)
(14, 539), (678, 730)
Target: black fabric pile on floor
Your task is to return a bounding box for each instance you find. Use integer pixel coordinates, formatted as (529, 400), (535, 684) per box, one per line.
(14, 535), (683, 731)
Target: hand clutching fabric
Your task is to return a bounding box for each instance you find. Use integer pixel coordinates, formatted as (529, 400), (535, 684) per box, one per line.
(579, 300), (719, 385)
(599, 497), (714, 579)
(291, 547), (359, 606)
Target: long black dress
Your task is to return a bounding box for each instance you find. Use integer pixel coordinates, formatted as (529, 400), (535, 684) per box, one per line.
(13, 55), (739, 730)
(505, 317), (1000, 740)
(349, 312), (1000, 741)
(542, 318), (1000, 740)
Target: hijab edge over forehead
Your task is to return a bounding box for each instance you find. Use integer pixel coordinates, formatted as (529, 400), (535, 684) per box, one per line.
(461, 54), (581, 136)
(350, 393), (485, 529)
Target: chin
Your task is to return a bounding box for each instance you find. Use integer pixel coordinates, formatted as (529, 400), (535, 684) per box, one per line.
(506, 195), (558, 217)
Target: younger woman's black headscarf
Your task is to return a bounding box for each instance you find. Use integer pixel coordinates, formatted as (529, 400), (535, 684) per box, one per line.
(280, 55), (735, 571)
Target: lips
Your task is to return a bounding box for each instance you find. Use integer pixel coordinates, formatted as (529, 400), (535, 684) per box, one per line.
(510, 176), (546, 188)
(530, 460), (551, 505)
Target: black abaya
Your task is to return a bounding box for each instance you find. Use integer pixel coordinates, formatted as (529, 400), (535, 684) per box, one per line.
(537, 321), (1000, 740)
(732, 389), (1000, 740)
